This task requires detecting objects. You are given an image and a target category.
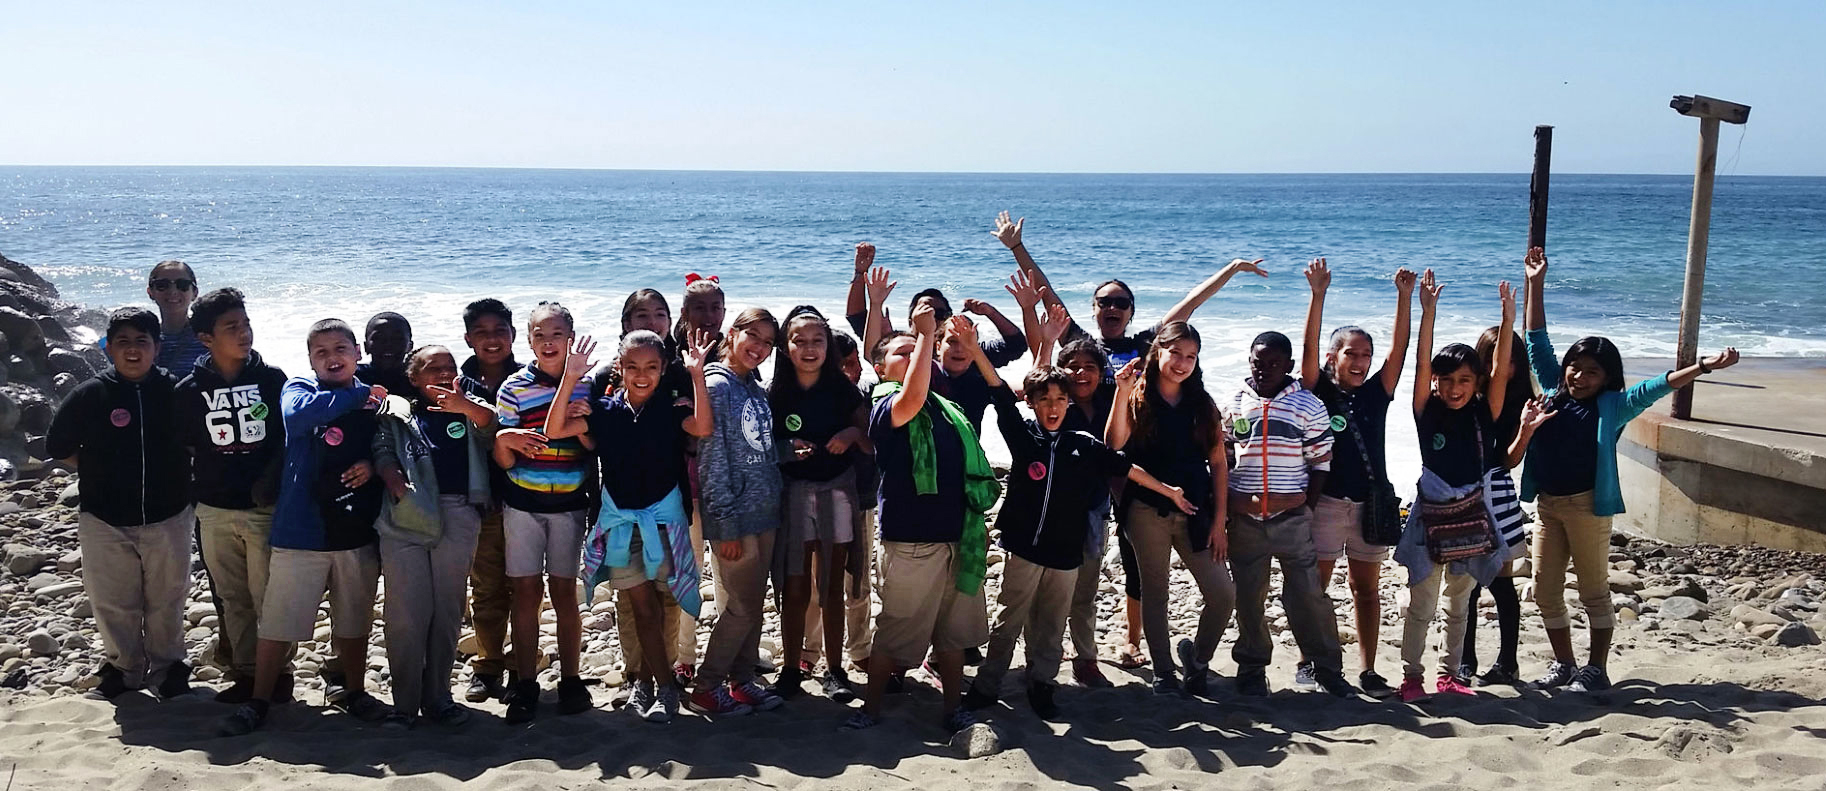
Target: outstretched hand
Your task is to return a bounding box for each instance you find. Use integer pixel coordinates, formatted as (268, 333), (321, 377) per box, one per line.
(1164, 485), (1199, 516)
(1524, 247), (1549, 281)
(1304, 258), (1331, 293)
(910, 302), (938, 336)
(853, 242), (876, 272)
(993, 210), (1024, 249)
(1703, 347), (1741, 372)
(1520, 395), (1558, 432)
(682, 327), (716, 373)
(865, 266), (898, 309)
(564, 335), (597, 380)
(1419, 269), (1443, 310)
(1227, 258), (1269, 280)
(946, 315), (980, 349)
(1498, 280), (1516, 314)
(1394, 267), (1417, 294)
(1004, 270), (1041, 310)
(1040, 302), (1072, 345)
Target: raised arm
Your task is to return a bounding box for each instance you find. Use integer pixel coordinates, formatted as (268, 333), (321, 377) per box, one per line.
(862, 265), (897, 361)
(1033, 301), (1072, 368)
(1104, 359), (1141, 450)
(846, 243), (875, 325)
(889, 303), (939, 428)
(1667, 347), (1741, 391)
(1487, 281), (1517, 421)
(1160, 258), (1269, 326)
(1379, 268), (1417, 394)
(679, 329), (716, 438)
(1523, 247), (1548, 332)
(1299, 258), (1330, 389)
(994, 210), (1067, 317)
(1001, 269), (1044, 361)
(951, 316), (1003, 389)
(1413, 269), (1442, 417)
(543, 335), (597, 440)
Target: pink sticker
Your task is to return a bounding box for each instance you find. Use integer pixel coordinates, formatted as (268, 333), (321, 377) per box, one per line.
(1027, 461), (1048, 481)
(324, 427), (345, 447)
(109, 408), (131, 428)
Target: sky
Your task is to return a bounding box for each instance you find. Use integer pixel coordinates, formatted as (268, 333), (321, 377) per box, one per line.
(4, 1), (1822, 175)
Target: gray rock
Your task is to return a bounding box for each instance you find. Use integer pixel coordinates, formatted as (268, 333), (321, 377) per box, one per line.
(55, 549), (80, 573)
(24, 572), (59, 592)
(5, 544), (51, 576)
(0, 643), (19, 662)
(57, 632), (87, 651)
(1660, 596), (1707, 621)
(1731, 604), (1787, 628)
(56, 482), (78, 507)
(1773, 622), (1820, 647)
(949, 722), (1005, 758)
(185, 602), (215, 624)
(1608, 571), (1644, 593)
(34, 581), (82, 599)
(25, 629), (56, 657)
(68, 597), (90, 619)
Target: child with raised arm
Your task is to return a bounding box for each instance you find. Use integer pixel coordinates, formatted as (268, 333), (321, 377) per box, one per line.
(1297, 260), (1414, 698)
(50, 308), (193, 702)
(1104, 322), (1234, 697)
(1515, 248), (1738, 693)
(865, 264), (1032, 435)
(457, 298), (518, 703)
(673, 275), (726, 683)
(1458, 324), (1536, 686)
(218, 319), (391, 735)
(1226, 330), (1356, 698)
(492, 302), (596, 722)
(961, 319), (1196, 719)
(846, 303), (1000, 733)
(1393, 273), (1516, 703)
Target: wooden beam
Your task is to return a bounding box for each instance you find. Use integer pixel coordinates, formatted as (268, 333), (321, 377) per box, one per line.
(1673, 114), (1721, 420)
(1528, 126), (1552, 251)
(1670, 95), (1751, 125)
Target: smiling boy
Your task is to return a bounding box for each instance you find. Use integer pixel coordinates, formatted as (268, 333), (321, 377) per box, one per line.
(456, 298), (519, 702)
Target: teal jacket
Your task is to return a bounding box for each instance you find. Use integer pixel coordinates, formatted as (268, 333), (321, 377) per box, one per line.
(372, 394), (494, 544)
(1520, 328), (1673, 517)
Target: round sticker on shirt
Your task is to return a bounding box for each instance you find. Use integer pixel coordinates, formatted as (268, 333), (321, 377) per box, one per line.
(446, 421), (467, 439)
(109, 408), (131, 428)
(324, 427), (345, 447)
(248, 402), (270, 421)
(1027, 461), (1048, 481)
(784, 414), (803, 432)
(1330, 414), (1348, 432)
(1232, 416), (1251, 436)
(1431, 433), (1447, 451)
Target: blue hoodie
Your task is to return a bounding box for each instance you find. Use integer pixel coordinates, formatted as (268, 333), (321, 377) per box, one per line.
(271, 375), (378, 551)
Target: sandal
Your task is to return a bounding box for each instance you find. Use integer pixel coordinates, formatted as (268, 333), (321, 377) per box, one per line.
(1115, 646), (1149, 670)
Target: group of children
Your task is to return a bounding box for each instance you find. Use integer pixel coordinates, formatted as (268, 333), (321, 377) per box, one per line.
(49, 227), (1742, 740)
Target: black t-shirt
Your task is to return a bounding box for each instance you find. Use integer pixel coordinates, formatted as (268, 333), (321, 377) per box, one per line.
(1311, 371), (1393, 501)
(932, 365), (994, 435)
(771, 376), (867, 483)
(1060, 382), (1118, 440)
(417, 409), (471, 497)
(1416, 395), (1501, 489)
(1119, 394), (1213, 515)
(312, 407), (382, 550)
(357, 363), (420, 404)
(1532, 395), (1600, 496)
(588, 393), (693, 511)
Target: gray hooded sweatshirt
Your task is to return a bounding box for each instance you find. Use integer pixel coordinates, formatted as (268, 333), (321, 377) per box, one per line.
(698, 362), (782, 541)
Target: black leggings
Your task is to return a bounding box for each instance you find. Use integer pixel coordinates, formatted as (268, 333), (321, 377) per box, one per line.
(1461, 576), (1521, 672)
(1117, 526), (1142, 600)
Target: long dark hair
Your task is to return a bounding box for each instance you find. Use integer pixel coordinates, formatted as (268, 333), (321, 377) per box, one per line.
(1475, 326), (1534, 409)
(716, 307), (778, 368)
(1126, 321), (1219, 454)
(769, 306), (848, 398)
(1559, 336), (1626, 396)
(620, 288), (670, 336)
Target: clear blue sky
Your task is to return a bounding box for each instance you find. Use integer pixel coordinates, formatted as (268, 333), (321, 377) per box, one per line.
(6, 1), (1821, 174)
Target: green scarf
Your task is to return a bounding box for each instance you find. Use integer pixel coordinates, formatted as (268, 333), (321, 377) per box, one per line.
(873, 380), (1001, 595)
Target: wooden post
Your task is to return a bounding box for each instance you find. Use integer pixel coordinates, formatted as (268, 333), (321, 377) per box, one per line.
(1528, 126), (1552, 251)
(1668, 95), (1751, 419)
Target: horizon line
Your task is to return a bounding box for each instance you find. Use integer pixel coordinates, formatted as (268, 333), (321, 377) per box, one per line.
(2, 164), (1820, 179)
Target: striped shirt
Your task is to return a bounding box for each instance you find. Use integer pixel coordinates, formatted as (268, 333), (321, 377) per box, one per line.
(1228, 378), (1333, 518)
(496, 362), (594, 514)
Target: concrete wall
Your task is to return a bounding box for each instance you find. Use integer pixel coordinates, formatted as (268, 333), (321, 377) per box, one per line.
(1616, 411), (1826, 553)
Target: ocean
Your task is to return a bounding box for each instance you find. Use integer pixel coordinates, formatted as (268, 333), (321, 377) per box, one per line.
(5, 168), (1824, 481)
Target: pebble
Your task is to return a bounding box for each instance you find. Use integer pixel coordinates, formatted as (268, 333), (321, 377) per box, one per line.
(950, 722), (1005, 758)
(0, 643), (19, 661)
(57, 632), (87, 651)
(24, 572), (59, 593)
(1773, 622), (1820, 647)
(1730, 604), (1787, 628)
(55, 549), (81, 573)
(194, 665), (222, 682)
(185, 602), (215, 624)
(25, 629), (57, 656)
(1659, 596), (1707, 621)
(34, 581), (82, 600)
(4, 545), (52, 576)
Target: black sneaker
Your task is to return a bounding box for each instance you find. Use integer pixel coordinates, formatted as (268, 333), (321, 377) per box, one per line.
(822, 669), (856, 704)
(963, 647), (985, 667)
(272, 673), (295, 705)
(772, 667), (805, 700)
(1027, 683), (1059, 719)
(1293, 660), (1318, 691)
(466, 673), (506, 703)
(332, 690), (394, 722)
(1151, 669), (1182, 696)
(1358, 670), (1397, 699)
(942, 707), (978, 734)
(215, 677), (256, 705)
(504, 680), (539, 723)
(1176, 640), (1209, 698)
(1235, 671), (1270, 697)
(1314, 668), (1358, 698)
(1566, 665), (1612, 693)
(1476, 663), (1520, 687)
(1532, 660), (1577, 690)
(961, 686), (998, 711)
(557, 676), (593, 715)
(1455, 663), (1477, 685)
(93, 663), (132, 700)
(217, 700), (269, 737)
(884, 671), (909, 695)
(156, 662), (193, 700)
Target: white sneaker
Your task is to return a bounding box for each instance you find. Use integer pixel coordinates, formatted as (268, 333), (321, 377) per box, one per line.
(627, 678), (656, 718)
(646, 683), (679, 723)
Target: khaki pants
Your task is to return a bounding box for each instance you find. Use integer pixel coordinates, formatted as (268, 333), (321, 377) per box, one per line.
(1068, 510), (1111, 660)
(680, 503), (709, 666)
(616, 582), (682, 675)
(801, 509), (875, 668)
(695, 530), (776, 689)
(197, 504), (293, 681)
(468, 507), (512, 677)
(872, 541), (990, 668)
(1532, 491), (1614, 630)
(972, 554), (1076, 694)
(78, 508), (195, 688)
(1400, 563), (1476, 678)
(1228, 506), (1343, 675)
(1126, 502), (1234, 677)
(381, 497), (483, 718)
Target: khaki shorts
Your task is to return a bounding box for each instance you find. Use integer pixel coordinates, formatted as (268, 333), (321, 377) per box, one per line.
(1311, 495), (1392, 564)
(504, 506), (586, 579)
(607, 526), (675, 591)
(260, 545), (380, 643)
(873, 541), (989, 668)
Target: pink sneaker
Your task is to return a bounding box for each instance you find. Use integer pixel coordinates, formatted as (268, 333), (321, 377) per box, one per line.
(1435, 674), (1475, 696)
(1398, 675), (1428, 703)
(730, 680), (784, 712)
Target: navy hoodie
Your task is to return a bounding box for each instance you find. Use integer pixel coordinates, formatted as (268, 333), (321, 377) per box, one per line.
(46, 367), (191, 527)
(990, 385), (1131, 570)
(176, 350), (288, 510)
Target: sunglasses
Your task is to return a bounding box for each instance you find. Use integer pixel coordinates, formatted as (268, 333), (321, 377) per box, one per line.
(1095, 295), (1133, 311)
(150, 278), (195, 292)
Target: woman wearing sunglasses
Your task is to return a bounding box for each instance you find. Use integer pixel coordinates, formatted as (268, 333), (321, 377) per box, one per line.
(147, 259), (207, 372)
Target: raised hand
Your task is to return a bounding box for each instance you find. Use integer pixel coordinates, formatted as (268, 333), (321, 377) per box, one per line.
(1394, 267), (1417, 295)
(865, 266), (898, 309)
(564, 335), (597, 380)
(1304, 258), (1331, 294)
(1227, 258), (1270, 280)
(1703, 347), (1741, 371)
(423, 378), (462, 413)
(1519, 395), (1558, 432)
(1004, 270), (1041, 311)
(993, 210), (1024, 249)
(961, 298), (992, 316)
(1418, 269), (1443, 310)
(1499, 280), (1516, 314)
(1524, 247), (1549, 282)
(911, 301), (938, 336)
(946, 315), (980, 349)
(1112, 358), (1142, 392)
(853, 242), (876, 272)
(682, 327), (715, 373)
(1040, 302), (1072, 345)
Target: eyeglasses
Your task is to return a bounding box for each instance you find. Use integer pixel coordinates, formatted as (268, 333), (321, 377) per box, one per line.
(150, 278), (195, 292)
(1095, 295), (1133, 311)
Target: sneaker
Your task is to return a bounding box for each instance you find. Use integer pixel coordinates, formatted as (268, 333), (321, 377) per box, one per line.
(673, 663), (695, 688)
(961, 686), (998, 711)
(380, 712), (414, 731)
(272, 673), (295, 705)
(1435, 674), (1474, 696)
(465, 673), (506, 703)
(942, 707), (978, 733)
(1398, 675), (1428, 703)
(1235, 671), (1269, 697)
(963, 647), (984, 667)
(1073, 658), (1113, 689)
(332, 690), (394, 722)
(503, 680), (540, 724)
(688, 685), (754, 717)
(1566, 665), (1612, 693)
(772, 667), (805, 700)
(627, 678), (656, 717)
(1176, 640), (1209, 697)
(214, 677), (255, 705)
(798, 659), (816, 675)
(217, 700), (269, 737)
(1532, 660), (1578, 691)
(1027, 683), (1059, 719)
(1314, 668), (1359, 698)
(730, 680), (784, 712)
(884, 671), (909, 695)
(840, 710), (880, 730)
(1150, 669), (1182, 696)
(1455, 663), (1477, 685)
(427, 699), (473, 727)
(1358, 670), (1397, 699)
(822, 669), (857, 703)
(93, 663), (132, 701)
(1476, 663), (1520, 687)
(156, 662), (193, 700)
(646, 683), (679, 723)
(1292, 661), (1319, 691)
(557, 676), (593, 715)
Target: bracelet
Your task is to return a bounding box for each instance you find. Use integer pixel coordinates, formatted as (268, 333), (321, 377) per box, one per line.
(1699, 361), (1712, 374)
(1011, 243), (1025, 252)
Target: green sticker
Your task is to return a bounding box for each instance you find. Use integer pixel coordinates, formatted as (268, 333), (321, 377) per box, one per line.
(248, 402), (269, 420)
(446, 421), (467, 439)
(1232, 417), (1251, 436)
(1329, 414), (1348, 432)
(1431, 433), (1447, 451)
(784, 414), (803, 432)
